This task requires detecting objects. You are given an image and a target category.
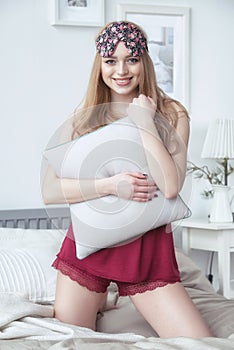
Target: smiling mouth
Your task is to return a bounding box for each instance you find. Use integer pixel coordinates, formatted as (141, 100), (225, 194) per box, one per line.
(113, 78), (132, 85)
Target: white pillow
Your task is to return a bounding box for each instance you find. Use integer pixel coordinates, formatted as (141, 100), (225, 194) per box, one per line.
(0, 228), (65, 302)
(44, 116), (191, 259)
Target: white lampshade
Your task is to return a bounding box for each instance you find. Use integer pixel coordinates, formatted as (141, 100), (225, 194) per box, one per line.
(201, 119), (234, 159)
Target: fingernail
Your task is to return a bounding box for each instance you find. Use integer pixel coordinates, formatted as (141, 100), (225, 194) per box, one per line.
(142, 173), (148, 177)
(154, 193), (158, 197)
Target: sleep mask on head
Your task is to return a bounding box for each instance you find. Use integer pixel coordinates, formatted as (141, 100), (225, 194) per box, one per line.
(96, 21), (148, 58)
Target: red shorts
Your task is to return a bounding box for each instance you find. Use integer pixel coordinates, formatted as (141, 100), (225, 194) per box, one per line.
(53, 257), (173, 296)
(52, 224), (181, 296)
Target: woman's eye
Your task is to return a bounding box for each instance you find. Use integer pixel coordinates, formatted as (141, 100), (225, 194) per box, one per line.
(128, 58), (139, 64)
(104, 59), (116, 65)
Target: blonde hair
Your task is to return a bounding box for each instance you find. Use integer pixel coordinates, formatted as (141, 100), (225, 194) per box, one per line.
(72, 21), (188, 139)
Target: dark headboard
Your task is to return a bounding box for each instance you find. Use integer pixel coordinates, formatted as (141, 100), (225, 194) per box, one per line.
(0, 207), (71, 229)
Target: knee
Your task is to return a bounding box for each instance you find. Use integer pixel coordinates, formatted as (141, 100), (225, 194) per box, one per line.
(54, 303), (96, 330)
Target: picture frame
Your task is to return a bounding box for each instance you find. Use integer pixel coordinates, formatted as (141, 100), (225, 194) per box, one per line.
(51, 0), (105, 27)
(117, 4), (190, 108)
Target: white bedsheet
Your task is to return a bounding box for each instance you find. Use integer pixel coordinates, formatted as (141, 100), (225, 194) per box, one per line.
(0, 289), (234, 350)
(1, 250), (234, 349)
(0, 291), (136, 341)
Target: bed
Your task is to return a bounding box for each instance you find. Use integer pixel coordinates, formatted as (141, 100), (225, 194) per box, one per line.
(0, 207), (234, 350)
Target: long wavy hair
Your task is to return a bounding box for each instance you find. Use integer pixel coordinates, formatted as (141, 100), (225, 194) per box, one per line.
(71, 21), (188, 140)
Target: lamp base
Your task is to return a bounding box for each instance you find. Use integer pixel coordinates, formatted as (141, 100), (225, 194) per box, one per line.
(209, 185), (233, 223)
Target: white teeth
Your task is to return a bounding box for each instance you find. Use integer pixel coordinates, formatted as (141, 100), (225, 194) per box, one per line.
(116, 79), (129, 83)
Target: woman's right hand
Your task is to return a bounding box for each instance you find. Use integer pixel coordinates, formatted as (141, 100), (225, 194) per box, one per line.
(127, 94), (156, 128)
(111, 172), (157, 202)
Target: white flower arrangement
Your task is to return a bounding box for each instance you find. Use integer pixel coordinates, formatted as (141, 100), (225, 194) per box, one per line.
(187, 159), (234, 198)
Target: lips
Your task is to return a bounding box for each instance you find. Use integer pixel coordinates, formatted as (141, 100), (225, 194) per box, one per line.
(113, 77), (132, 86)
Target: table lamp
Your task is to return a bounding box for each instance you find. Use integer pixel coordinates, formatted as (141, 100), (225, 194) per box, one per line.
(201, 118), (234, 223)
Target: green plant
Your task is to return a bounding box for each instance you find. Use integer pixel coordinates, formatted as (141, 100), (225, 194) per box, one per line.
(187, 159), (234, 198)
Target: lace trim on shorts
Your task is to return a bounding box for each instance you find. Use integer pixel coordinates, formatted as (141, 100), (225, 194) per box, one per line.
(118, 280), (178, 297)
(52, 257), (180, 296)
(52, 258), (109, 293)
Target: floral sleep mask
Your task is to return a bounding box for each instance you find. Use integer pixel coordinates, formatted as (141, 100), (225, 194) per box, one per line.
(96, 21), (148, 58)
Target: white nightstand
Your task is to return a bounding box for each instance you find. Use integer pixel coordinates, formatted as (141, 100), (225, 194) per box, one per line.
(180, 219), (234, 299)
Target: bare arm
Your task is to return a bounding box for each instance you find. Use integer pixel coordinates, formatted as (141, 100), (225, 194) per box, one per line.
(42, 165), (115, 204)
(42, 167), (156, 205)
(127, 95), (189, 199)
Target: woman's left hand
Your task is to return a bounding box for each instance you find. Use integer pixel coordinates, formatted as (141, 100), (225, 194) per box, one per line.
(127, 94), (156, 127)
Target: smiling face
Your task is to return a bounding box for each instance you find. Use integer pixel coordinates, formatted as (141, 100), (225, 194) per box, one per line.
(101, 42), (142, 103)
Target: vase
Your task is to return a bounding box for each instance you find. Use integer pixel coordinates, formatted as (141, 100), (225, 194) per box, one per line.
(209, 185), (233, 223)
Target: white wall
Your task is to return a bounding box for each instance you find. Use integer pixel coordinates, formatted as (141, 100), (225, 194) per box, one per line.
(1, 0), (234, 213)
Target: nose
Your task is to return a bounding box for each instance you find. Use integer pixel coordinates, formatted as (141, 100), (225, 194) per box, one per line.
(117, 61), (128, 76)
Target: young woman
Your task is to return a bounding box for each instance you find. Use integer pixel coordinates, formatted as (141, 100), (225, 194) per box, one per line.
(42, 21), (212, 338)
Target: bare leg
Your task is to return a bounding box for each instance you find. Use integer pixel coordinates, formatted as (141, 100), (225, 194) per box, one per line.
(54, 271), (107, 330)
(130, 282), (212, 338)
